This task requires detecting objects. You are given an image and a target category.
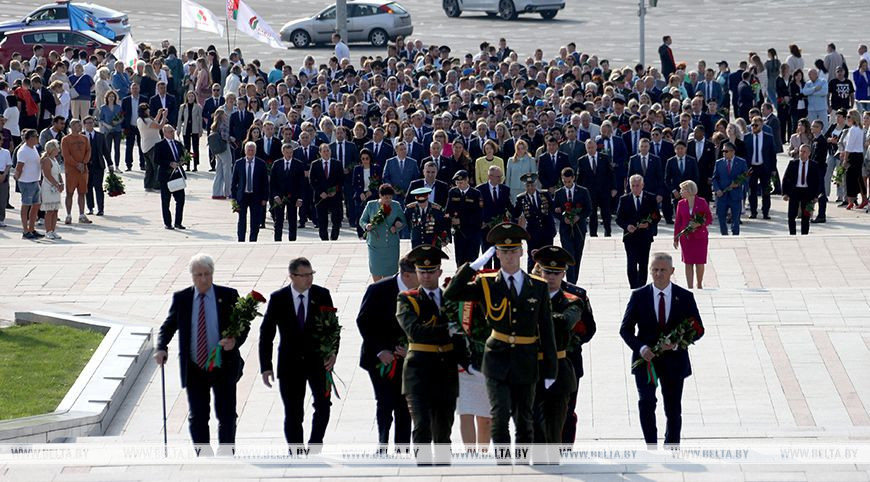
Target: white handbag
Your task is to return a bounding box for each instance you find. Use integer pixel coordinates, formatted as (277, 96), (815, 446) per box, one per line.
(166, 167), (187, 192)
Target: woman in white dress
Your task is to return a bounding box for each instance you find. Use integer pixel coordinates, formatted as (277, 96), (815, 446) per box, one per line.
(39, 140), (64, 239)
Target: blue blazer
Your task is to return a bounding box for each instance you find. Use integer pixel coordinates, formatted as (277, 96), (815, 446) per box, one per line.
(650, 140), (675, 162)
(202, 96), (225, 129)
(743, 132), (777, 173)
(364, 140), (395, 165)
(694, 80), (724, 106)
(627, 154), (665, 196)
(711, 156), (748, 202)
(664, 156), (700, 195)
(538, 151), (572, 190)
(619, 283), (704, 378)
(231, 157), (270, 204)
(382, 156), (420, 195)
(352, 163), (383, 200)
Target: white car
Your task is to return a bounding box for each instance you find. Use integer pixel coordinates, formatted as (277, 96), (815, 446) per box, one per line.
(280, 1), (413, 48)
(0, 1), (130, 39)
(442, 0), (565, 20)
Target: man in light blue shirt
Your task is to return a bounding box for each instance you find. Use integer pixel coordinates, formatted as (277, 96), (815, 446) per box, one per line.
(802, 69), (829, 130)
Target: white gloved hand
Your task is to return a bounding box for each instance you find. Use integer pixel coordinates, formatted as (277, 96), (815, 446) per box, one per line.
(544, 378), (555, 389)
(469, 246), (497, 271)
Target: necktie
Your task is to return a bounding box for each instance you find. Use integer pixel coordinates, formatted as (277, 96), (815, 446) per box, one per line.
(324, 159), (329, 179)
(285, 160), (291, 173)
(428, 290), (437, 307)
(297, 294), (305, 328)
(196, 293), (208, 367)
(246, 161), (253, 192)
(265, 138), (270, 153)
(800, 161), (806, 185)
(642, 156), (647, 174)
(374, 143), (380, 158)
(605, 139), (611, 153)
(727, 159), (732, 175)
(399, 159), (404, 172)
(658, 292), (666, 329)
(568, 188), (573, 203)
(508, 275), (518, 298)
(592, 155), (597, 173)
(635, 196), (641, 211)
(707, 81), (712, 99)
(655, 143), (660, 157)
(679, 158), (685, 174)
(492, 185), (497, 201)
(337, 143), (343, 166)
(169, 141), (177, 161)
(755, 134), (762, 165)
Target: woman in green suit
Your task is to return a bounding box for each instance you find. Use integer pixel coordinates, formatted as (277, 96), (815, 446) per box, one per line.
(359, 184), (407, 281)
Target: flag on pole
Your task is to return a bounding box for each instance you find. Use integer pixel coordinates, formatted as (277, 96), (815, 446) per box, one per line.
(181, 0), (225, 37)
(111, 34), (138, 69)
(68, 3), (116, 40)
(235, 1), (284, 49)
(226, 0), (239, 20)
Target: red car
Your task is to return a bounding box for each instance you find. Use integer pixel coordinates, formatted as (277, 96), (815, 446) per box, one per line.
(0, 26), (115, 66)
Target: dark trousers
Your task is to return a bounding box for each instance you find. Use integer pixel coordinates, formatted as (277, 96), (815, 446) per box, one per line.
(237, 194), (263, 242)
(453, 230), (480, 267)
(747, 166), (771, 216)
(316, 197), (342, 240)
(106, 131), (122, 169)
(716, 197), (741, 235)
(183, 133), (201, 169)
(634, 369), (684, 445)
(344, 178), (357, 228)
(661, 196), (673, 222)
(533, 384), (569, 444)
(278, 362), (331, 445)
(85, 167), (105, 213)
(124, 126), (142, 169)
(559, 227), (585, 284)
(405, 393), (455, 465)
(487, 377), (535, 446)
(144, 148), (160, 190)
(526, 234), (554, 272)
(787, 194), (811, 235)
(185, 360), (238, 446)
(588, 195), (612, 236)
(273, 201), (299, 241)
(300, 184), (316, 226)
(160, 184), (185, 227)
(817, 165), (828, 219)
(625, 241), (651, 289)
(562, 385), (580, 445)
(367, 368), (411, 445)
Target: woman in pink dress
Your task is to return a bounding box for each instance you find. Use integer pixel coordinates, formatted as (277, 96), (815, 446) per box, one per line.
(673, 180), (713, 289)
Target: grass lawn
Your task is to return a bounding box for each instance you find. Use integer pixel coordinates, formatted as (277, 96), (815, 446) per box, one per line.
(0, 323), (104, 421)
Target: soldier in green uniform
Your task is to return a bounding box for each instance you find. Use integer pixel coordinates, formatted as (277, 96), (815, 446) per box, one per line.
(405, 187), (449, 248)
(397, 244), (468, 465)
(444, 223), (557, 462)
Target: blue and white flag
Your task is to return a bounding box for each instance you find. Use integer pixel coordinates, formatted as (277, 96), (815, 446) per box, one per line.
(68, 3), (116, 40)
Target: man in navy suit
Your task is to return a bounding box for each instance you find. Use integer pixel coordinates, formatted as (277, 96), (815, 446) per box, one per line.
(596, 121), (629, 194)
(665, 141), (700, 216)
(577, 140), (616, 237)
(616, 175), (661, 289)
(259, 257), (339, 450)
(712, 142), (748, 235)
(553, 167), (592, 284)
(256, 123), (282, 164)
(649, 128), (675, 167)
(559, 125), (586, 171)
(627, 139), (665, 210)
(270, 143), (305, 241)
(331, 126), (360, 229)
(383, 141), (420, 202)
(622, 116), (651, 157)
(782, 145), (821, 235)
(149, 81), (178, 129)
(477, 165), (512, 268)
(744, 116), (777, 219)
(121, 83), (144, 170)
(365, 127), (395, 166)
(418, 141), (456, 185)
(695, 68), (723, 106)
(410, 111), (433, 149)
(406, 161), (449, 208)
(539, 136), (572, 193)
(202, 84), (224, 171)
(687, 126), (716, 200)
(294, 131), (319, 229)
(310, 143), (345, 240)
(231, 142), (269, 242)
(619, 252), (704, 447)
(155, 125), (187, 229)
(155, 253), (248, 455)
(229, 97), (253, 157)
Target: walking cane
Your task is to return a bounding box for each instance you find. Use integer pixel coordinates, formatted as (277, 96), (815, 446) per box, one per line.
(160, 363), (168, 458)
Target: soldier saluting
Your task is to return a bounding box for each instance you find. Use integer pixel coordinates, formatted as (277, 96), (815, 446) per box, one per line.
(444, 223), (557, 462)
(397, 245), (468, 466)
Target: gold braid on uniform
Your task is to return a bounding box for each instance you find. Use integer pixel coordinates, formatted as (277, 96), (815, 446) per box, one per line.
(480, 277), (508, 322)
(406, 293), (439, 327)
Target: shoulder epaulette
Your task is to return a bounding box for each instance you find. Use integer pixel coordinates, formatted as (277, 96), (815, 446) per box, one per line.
(478, 272), (498, 278)
(431, 203), (442, 210)
(401, 289), (420, 296)
(563, 292), (579, 301)
(529, 273), (546, 283)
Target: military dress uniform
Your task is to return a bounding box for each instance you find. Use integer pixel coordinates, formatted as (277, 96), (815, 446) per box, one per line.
(443, 224), (557, 455)
(444, 170), (483, 266)
(560, 281), (597, 447)
(513, 173), (556, 271)
(405, 187), (449, 248)
(397, 245), (468, 465)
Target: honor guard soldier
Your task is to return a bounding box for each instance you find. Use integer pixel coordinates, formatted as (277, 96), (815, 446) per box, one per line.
(513, 173), (556, 272)
(397, 245), (469, 465)
(405, 187), (449, 248)
(444, 223), (557, 463)
(444, 170), (483, 266)
(559, 277), (597, 450)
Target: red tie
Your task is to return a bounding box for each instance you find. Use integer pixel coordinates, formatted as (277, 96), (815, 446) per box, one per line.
(658, 292), (666, 330)
(726, 159), (732, 175)
(324, 160), (329, 179)
(800, 161), (806, 185)
(196, 294), (208, 367)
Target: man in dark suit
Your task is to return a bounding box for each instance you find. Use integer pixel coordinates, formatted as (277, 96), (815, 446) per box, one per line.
(229, 97), (253, 157)
(406, 160), (449, 208)
(364, 127), (395, 166)
(809, 120), (829, 223)
(356, 256), (416, 450)
(418, 141), (456, 185)
(155, 253), (247, 455)
(622, 116), (651, 157)
(514, 173), (557, 272)
(477, 165), (512, 268)
(444, 170), (483, 266)
(616, 175), (661, 289)
(231, 142), (269, 242)
(687, 126), (716, 200)
(665, 141), (700, 215)
(202, 85), (224, 170)
(596, 122), (629, 195)
(577, 139), (617, 237)
(650, 127), (675, 162)
(744, 116), (777, 219)
(559, 125), (586, 172)
(619, 252), (704, 447)
(256, 124), (282, 164)
(260, 257), (340, 452)
(270, 143), (305, 241)
(782, 144), (821, 235)
(627, 139), (665, 211)
(736, 72), (754, 122)
(331, 126), (359, 228)
(149, 81), (178, 129)
(658, 36), (676, 79)
(154, 126), (187, 229)
(294, 131), (319, 228)
(121, 83), (143, 170)
(310, 143), (344, 240)
(538, 136), (572, 193)
(83, 116), (111, 216)
(553, 168), (592, 284)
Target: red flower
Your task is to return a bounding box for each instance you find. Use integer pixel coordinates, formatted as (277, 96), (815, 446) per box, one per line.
(690, 318), (704, 337)
(320, 306), (338, 313)
(573, 322), (587, 335)
(250, 290), (267, 303)
(442, 277), (452, 288)
(564, 202), (572, 209)
(383, 203), (392, 215)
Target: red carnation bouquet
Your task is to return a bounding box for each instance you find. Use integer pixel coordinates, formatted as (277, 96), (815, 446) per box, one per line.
(631, 316), (704, 386)
(562, 201), (584, 237)
(802, 200), (815, 218)
(365, 202), (392, 239)
(676, 212), (707, 239)
(623, 209), (661, 238)
(205, 290), (266, 372)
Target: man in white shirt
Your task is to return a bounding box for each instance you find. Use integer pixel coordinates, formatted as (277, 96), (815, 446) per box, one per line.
(333, 34), (350, 62)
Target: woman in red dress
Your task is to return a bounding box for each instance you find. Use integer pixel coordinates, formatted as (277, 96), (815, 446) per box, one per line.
(673, 180), (713, 289)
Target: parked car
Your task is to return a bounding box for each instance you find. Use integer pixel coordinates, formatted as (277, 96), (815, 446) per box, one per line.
(0, 27), (116, 66)
(442, 0), (565, 20)
(0, 1), (130, 39)
(280, 0), (412, 48)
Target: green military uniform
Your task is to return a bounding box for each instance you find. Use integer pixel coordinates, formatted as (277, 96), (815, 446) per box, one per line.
(443, 223), (557, 451)
(396, 245), (467, 465)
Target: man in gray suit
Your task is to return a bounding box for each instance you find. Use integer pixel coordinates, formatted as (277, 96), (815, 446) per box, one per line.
(83, 116), (112, 216)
